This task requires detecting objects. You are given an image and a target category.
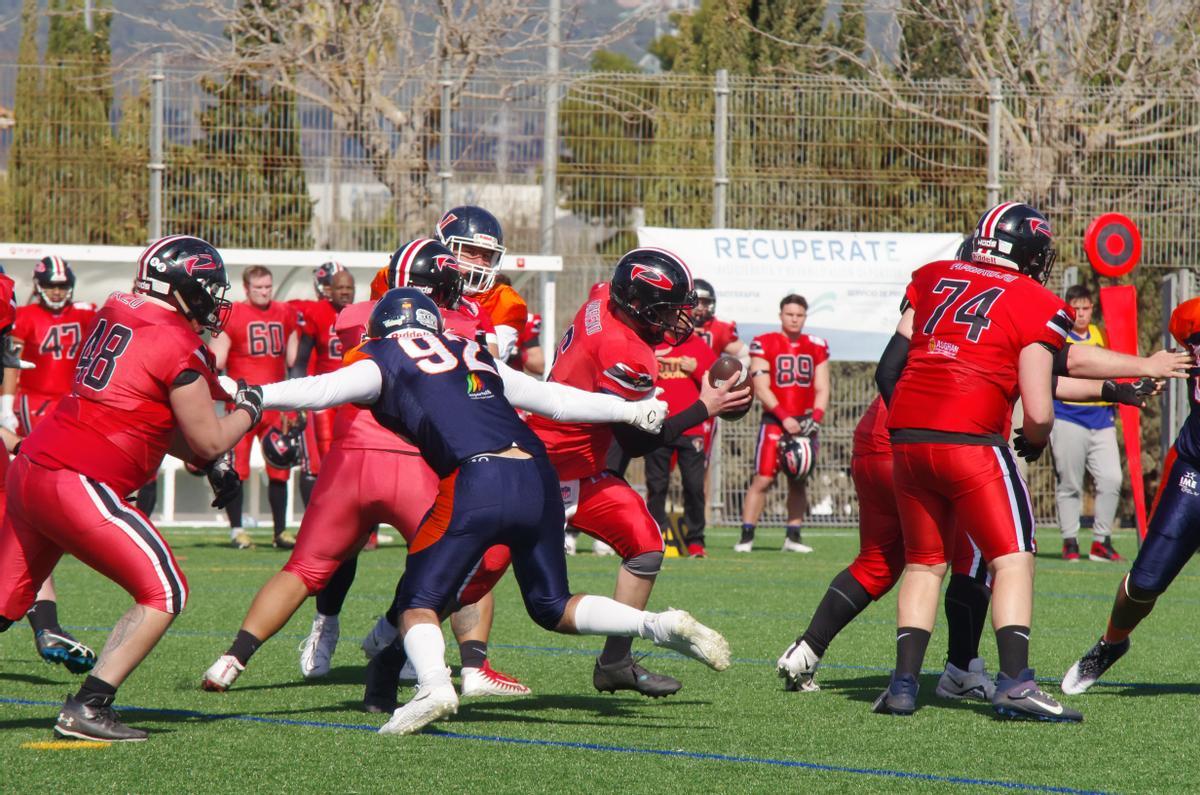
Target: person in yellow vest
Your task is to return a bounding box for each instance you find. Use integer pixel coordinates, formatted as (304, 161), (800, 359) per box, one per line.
(1051, 285), (1123, 562)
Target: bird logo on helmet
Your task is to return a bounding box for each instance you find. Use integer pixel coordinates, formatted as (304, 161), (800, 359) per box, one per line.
(434, 205), (506, 296)
(33, 256), (75, 310)
(778, 434), (817, 483)
(610, 247), (697, 346)
(133, 235), (232, 334)
(313, 261), (347, 299)
(375, 239), (464, 308)
(261, 426), (303, 469)
(966, 202), (1058, 284)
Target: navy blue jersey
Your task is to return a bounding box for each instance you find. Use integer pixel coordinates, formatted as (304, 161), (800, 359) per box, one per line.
(1173, 375), (1200, 467)
(355, 331), (547, 477)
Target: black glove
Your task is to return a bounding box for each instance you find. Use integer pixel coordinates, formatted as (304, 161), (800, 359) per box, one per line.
(204, 453), (241, 509)
(291, 410), (308, 433)
(232, 379), (263, 426)
(0, 332), (29, 370)
(1101, 378), (1157, 408)
(793, 411), (820, 437)
(1012, 427), (1046, 462)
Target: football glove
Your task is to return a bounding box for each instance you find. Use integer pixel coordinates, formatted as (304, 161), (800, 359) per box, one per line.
(0, 332), (33, 370)
(204, 453), (240, 509)
(626, 396), (669, 434)
(793, 411), (820, 437)
(1012, 427), (1046, 462)
(1101, 377), (1158, 408)
(232, 379), (264, 426)
(0, 394), (17, 433)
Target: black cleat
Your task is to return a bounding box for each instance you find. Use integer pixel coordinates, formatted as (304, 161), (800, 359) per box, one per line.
(273, 533), (296, 550)
(992, 669), (1082, 722)
(54, 695), (148, 742)
(593, 656), (682, 698)
(35, 629), (97, 674)
(362, 648), (402, 714)
(872, 671), (919, 716)
(1061, 637), (1130, 695)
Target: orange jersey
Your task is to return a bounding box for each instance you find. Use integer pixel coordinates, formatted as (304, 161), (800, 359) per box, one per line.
(477, 283), (528, 331)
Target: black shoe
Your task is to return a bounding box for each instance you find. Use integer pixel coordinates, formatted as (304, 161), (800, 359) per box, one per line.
(35, 629), (97, 674)
(1061, 637), (1130, 695)
(362, 648), (402, 713)
(593, 656), (682, 698)
(992, 669), (1082, 722)
(54, 695), (148, 742)
(273, 532), (296, 550)
(872, 671), (919, 715)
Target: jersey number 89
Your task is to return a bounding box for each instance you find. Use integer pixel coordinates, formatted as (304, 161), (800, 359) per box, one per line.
(775, 354), (813, 387)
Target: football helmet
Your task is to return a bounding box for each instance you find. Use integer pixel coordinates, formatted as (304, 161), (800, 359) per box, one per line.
(367, 287), (445, 339)
(778, 434), (816, 483)
(955, 236), (974, 262)
(313, 261), (347, 298)
(375, 239), (464, 308)
(610, 247), (697, 345)
(134, 235), (232, 334)
(691, 278), (716, 325)
(261, 425), (302, 469)
(33, 256), (75, 310)
(967, 202), (1057, 284)
(434, 206), (505, 296)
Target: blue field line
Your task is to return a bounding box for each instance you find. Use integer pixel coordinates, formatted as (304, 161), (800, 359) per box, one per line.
(0, 696), (1105, 793)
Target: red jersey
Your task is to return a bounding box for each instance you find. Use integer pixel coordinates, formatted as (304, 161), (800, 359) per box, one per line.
(221, 300), (298, 383)
(749, 331), (830, 421)
(887, 260), (1073, 437)
(653, 335), (716, 437)
(695, 316), (739, 357)
(529, 282), (657, 480)
(13, 302), (97, 398)
(291, 298), (344, 375)
(22, 293), (226, 495)
(853, 396), (891, 456)
(518, 312), (541, 349)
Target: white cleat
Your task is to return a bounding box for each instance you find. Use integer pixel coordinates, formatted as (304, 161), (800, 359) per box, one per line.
(460, 661), (532, 697)
(361, 615), (398, 660)
(592, 539), (616, 556)
(378, 681), (459, 736)
(776, 639), (821, 692)
(781, 538), (813, 553)
(201, 654), (245, 692)
(563, 532), (577, 556)
(647, 609), (731, 671)
(299, 613), (339, 679)
(936, 657), (996, 701)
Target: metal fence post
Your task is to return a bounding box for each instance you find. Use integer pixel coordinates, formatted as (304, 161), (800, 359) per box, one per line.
(713, 69), (729, 228)
(986, 76), (1002, 207)
(439, 59), (452, 213)
(539, 0), (561, 375)
(149, 53), (165, 243)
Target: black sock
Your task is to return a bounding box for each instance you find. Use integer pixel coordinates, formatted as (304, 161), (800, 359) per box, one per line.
(315, 556), (358, 617)
(268, 481), (288, 536)
(299, 473), (317, 507)
(944, 573), (992, 670)
(800, 568), (873, 657)
(786, 524), (803, 542)
(377, 637), (408, 670)
(740, 523), (755, 539)
(599, 636), (633, 665)
(995, 625), (1030, 678)
(896, 626), (931, 678)
(225, 483), (245, 529)
(76, 674), (117, 706)
(26, 600), (59, 634)
(227, 629), (263, 666)
(135, 482), (157, 516)
(459, 640), (488, 669)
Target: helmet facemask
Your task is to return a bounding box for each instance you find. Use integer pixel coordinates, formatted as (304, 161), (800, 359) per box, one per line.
(35, 282), (72, 311)
(447, 237), (505, 295)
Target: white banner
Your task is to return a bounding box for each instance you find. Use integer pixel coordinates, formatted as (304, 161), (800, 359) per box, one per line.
(637, 227), (964, 361)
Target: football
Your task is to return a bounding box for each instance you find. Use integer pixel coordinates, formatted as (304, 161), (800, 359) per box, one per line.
(707, 354), (752, 420)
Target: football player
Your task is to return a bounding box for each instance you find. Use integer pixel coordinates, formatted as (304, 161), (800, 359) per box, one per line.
(208, 265), (299, 549)
(737, 294), (830, 553)
(527, 247), (750, 698)
(0, 235), (255, 742)
(222, 287), (731, 736)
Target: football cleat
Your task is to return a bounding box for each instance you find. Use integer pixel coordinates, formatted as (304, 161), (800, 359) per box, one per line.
(460, 660), (532, 697)
(645, 609), (731, 671)
(733, 528), (754, 553)
(687, 542), (707, 558)
(35, 629), (97, 674)
(378, 681), (458, 736)
(592, 539), (616, 557)
(781, 538), (813, 554)
(361, 615), (398, 660)
(1089, 538), (1122, 562)
(231, 531), (254, 550)
(935, 657), (996, 701)
(992, 669), (1082, 722)
(273, 532), (297, 550)
(201, 654), (245, 692)
(55, 695), (147, 742)
(872, 671), (919, 716)
(1061, 637), (1130, 695)
(563, 532), (578, 556)
(593, 657), (682, 698)
(776, 639), (821, 692)
(1062, 538), (1080, 561)
(298, 613), (339, 679)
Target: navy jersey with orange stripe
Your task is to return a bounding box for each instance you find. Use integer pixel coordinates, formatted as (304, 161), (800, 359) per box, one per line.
(352, 330), (547, 478)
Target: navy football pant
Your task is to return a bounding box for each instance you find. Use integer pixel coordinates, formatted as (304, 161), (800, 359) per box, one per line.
(1129, 448), (1200, 594)
(398, 454), (571, 630)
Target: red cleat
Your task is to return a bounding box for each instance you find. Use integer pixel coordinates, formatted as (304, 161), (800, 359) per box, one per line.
(687, 543), (707, 558)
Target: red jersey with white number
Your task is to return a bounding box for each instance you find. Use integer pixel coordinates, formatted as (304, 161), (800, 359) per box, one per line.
(291, 298), (344, 375)
(21, 293), (227, 495)
(13, 302), (97, 398)
(529, 282), (658, 480)
(695, 316), (738, 357)
(749, 331), (830, 422)
(654, 335), (716, 437)
(887, 260), (1073, 437)
(221, 301), (297, 383)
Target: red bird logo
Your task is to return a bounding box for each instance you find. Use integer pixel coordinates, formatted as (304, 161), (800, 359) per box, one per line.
(179, 253), (219, 275)
(432, 254), (457, 272)
(1030, 219), (1053, 238)
(437, 213), (458, 233)
(630, 264), (673, 289)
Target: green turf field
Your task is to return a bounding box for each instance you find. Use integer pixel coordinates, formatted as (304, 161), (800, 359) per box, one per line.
(2, 526), (1195, 793)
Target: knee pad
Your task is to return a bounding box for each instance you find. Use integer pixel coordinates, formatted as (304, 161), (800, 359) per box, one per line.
(622, 550), (664, 577)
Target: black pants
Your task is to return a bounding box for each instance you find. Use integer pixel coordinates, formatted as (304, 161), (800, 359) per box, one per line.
(644, 435), (707, 546)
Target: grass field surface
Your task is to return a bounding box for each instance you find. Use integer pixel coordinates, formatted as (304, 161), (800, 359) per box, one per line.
(2, 526), (1195, 793)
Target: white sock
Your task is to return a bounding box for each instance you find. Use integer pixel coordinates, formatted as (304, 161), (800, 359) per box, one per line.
(402, 622), (451, 688)
(571, 595), (651, 638)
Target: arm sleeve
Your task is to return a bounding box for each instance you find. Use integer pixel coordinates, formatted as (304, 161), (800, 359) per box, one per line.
(610, 400), (710, 458)
(495, 324), (520, 361)
(499, 360), (632, 424)
(260, 358), (383, 410)
(874, 332), (910, 405)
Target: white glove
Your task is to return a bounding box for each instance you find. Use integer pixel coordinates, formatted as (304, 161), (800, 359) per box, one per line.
(0, 394), (16, 433)
(625, 396), (669, 434)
